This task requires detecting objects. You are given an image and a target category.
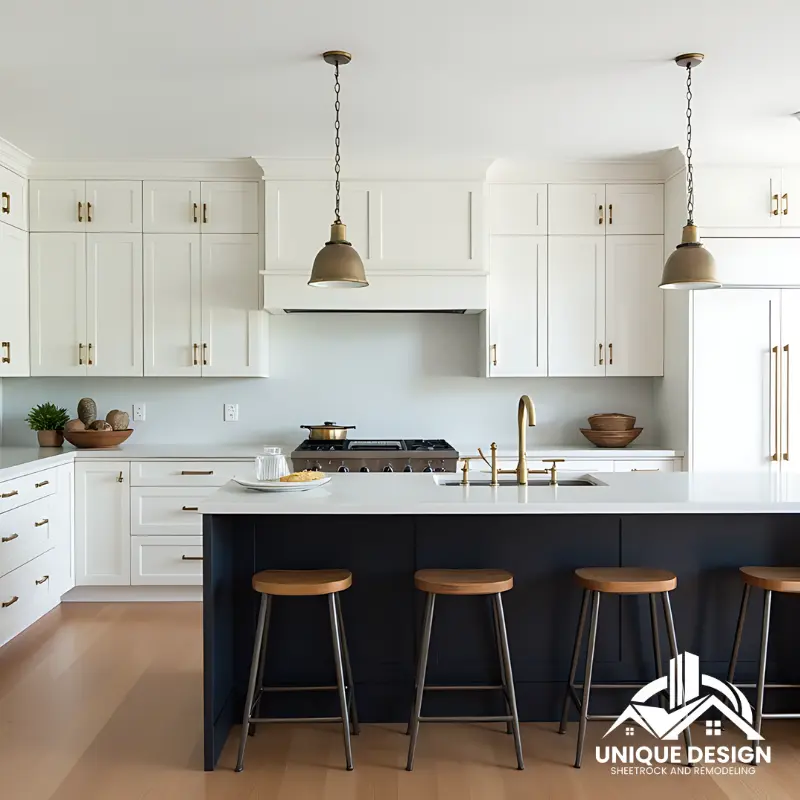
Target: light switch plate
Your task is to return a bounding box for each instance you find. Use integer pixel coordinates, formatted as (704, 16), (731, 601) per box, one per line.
(224, 403), (239, 422)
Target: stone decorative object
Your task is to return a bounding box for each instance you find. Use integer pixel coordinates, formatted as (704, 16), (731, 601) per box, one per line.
(105, 410), (130, 431)
(88, 420), (112, 431)
(77, 398), (97, 426)
(64, 419), (86, 432)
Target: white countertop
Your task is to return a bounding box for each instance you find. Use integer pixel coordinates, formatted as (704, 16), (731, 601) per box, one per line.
(455, 444), (683, 459)
(198, 471), (800, 515)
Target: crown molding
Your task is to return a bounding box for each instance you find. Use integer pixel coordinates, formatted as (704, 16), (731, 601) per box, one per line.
(27, 157), (264, 180)
(0, 136), (33, 177)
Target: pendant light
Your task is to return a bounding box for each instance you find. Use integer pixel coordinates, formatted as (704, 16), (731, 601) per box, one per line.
(660, 54), (720, 290)
(308, 51), (368, 288)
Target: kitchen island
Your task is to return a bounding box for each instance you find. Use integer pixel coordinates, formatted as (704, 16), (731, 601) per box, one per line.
(200, 471), (800, 769)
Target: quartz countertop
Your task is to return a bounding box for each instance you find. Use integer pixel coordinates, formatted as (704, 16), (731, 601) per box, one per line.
(197, 471), (800, 515)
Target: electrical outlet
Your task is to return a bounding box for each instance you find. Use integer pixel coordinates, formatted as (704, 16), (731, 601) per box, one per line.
(224, 403), (239, 422)
(132, 403), (146, 422)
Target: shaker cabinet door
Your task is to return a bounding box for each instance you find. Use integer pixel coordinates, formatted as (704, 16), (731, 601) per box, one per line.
(200, 181), (259, 234)
(548, 184), (606, 235)
(29, 180), (86, 232)
(143, 181), (202, 233)
(85, 181), (143, 232)
(0, 223), (30, 376)
(605, 184), (664, 235)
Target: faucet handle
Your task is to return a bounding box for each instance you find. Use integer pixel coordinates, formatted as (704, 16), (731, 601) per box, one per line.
(541, 458), (565, 464)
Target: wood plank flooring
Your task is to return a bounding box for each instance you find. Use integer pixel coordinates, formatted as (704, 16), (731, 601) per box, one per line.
(1, 602), (799, 799)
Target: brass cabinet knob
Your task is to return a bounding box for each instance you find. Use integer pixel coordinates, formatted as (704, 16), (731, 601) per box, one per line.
(1, 341), (10, 364)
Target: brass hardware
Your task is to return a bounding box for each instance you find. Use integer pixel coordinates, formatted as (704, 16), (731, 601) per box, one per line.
(608, 203), (613, 225)
(193, 202), (198, 223)
(783, 193), (789, 216)
(78, 201), (83, 222)
(203, 342), (208, 365)
(632, 469), (660, 472)
(1, 341), (10, 364)
(34, 519), (49, 527)
(193, 343), (198, 366)
(87, 201), (92, 222)
(1, 533), (19, 543)
(182, 555), (203, 561)
(35, 575), (49, 585)
(181, 470), (214, 475)
(539, 458), (565, 486)
(784, 343), (790, 461)
(78, 343), (84, 365)
(35, 480), (49, 488)
(476, 443), (500, 486)
(598, 204), (604, 225)
(513, 395), (536, 485)
(1, 490), (19, 498)
(117, 471), (124, 483)
(609, 342), (613, 365)
(2, 596), (19, 608)
(491, 344), (497, 367)
(773, 345), (781, 461)
(773, 194), (780, 216)
(598, 343), (604, 365)
(87, 342), (93, 365)
(202, 203), (208, 224)
(182, 506), (199, 511)
(460, 458), (475, 486)
(1, 191), (9, 214)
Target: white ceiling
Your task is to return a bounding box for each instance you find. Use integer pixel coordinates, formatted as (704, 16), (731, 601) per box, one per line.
(1, 0), (799, 163)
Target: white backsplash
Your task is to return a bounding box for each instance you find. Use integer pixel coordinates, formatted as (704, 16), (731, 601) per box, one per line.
(0, 314), (659, 449)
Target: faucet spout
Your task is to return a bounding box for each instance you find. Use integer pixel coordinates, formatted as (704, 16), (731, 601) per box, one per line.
(517, 395), (536, 485)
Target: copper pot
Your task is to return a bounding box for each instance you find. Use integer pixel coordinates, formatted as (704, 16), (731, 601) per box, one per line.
(301, 422), (356, 441)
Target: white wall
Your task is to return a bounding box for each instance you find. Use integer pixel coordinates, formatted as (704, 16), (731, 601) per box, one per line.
(1, 314), (659, 450)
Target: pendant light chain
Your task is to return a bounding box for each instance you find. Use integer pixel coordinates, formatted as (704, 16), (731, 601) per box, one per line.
(685, 64), (694, 225)
(333, 59), (342, 224)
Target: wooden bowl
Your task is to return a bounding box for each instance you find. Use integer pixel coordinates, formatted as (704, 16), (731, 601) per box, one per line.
(63, 429), (133, 449)
(580, 428), (643, 448)
(587, 413), (636, 432)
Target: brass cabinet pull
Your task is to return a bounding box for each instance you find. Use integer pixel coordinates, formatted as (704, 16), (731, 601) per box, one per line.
(193, 202), (198, 223)
(1, 341), (10, 364)
(783, 193), (789, 216)
(87, 342), (93, 365)
(202, 203), (208, 224)
(117, 471), (124, 483)
(773, 194), (780, 216)
(1, 191), (9, 214)
(598, 343), (604, 365)
(34, 519), (49, 527)
(35, 480), (49, 489)
(609, 342), (613, 365)
(87, 201), (92, 223)
(202, 342), (208, 365)
(598, 204), (604, 225)
(182, 506), (199, 511)
(608, 203), (613, 225)
(491, 343), (497, 366)
(2, 596), (19, 608)
(78, 201), (83, 222)
(784, 343), (791, 461)
(1, 533), (19, 543)
(773, 345), (781, 461)
(78, 343), (84, 365)
(181, 555), (203, 561)
(181, 470), (213, 475)
(1, 490), (19, 499)
(632, 469), (660, 472)
(35, 575), (49, 585)
(193, 343), (198, 366)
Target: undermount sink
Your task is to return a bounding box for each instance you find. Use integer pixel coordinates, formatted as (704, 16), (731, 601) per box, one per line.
(438, 479), (597, 487)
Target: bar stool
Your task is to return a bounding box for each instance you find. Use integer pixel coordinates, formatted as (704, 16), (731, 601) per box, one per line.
(559, 567), (692, 768)
(235, 569), (359, 772)
(728, 566), (800, 736)
(406, 568), (524, 771)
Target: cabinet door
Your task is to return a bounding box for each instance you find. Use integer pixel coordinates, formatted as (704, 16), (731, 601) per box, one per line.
(605, 235), (664, 377)
(605, 184), (664, 235)
(29, 233), (87, 376)
(86, 234), (143, 376)
(548, 184), (606, 235)
(143, 181), (201, 233)
(548, 236), (606, 376)
(201, 234), (266, 376)
(0, 224), (30, 376)
(780, 290), (800, 471)
(143, 234), (202, 376)
(488, 184), (547, 235)
(74, 462), (130, 586)
(85, 181), (142, 232)
(488, 236), (547, 376)
(692, 289), (779, 472)
(200, 182), (259, 234)
(51, 464), (75, 598)
(694, 167), (780, 229)
(0, 163), (28, 231)
(29, 180), (86, 232)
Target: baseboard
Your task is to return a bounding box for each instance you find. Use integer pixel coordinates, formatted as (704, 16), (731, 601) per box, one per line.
(62, 585), (203, 602)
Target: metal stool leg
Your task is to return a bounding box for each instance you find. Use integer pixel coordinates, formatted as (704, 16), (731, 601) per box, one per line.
(559, 589), (590, 734)
(649, 593), (665, 709)
(574, 590), (600, 769)
(662, 591), (693, 759)
(335, 592), (360, 736)
(493, 593), (524, 770)
(406, 592), (436, 772)
(248, 594), (272, 737)
(755, 589), (773, 737)
(328, 592), (354, 770)
(235, 593), (270, 772)
(727, 583), (751, 684)
(492, 596), (513, 735)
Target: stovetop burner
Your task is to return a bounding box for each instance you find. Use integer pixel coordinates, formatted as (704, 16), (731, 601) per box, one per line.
(293, 438), (457, 453)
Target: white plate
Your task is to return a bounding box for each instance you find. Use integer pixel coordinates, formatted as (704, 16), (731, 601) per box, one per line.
(232, 476), (332, 492)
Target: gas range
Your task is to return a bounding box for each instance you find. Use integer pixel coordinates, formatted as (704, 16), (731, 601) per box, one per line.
(290, 439), (459, 473)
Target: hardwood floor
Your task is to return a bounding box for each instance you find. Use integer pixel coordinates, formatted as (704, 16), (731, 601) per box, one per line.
(2, 602), (800, 799)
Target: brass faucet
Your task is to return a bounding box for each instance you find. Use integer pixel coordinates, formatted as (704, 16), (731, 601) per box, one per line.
(513, 395), (536, 484)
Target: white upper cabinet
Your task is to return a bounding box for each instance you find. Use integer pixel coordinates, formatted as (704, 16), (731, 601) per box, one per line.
(488, 236), (547, 376)
(201, 234), (266, 377)
(548, 236), (606, 376)
(143, 234), (202, 376)
(0, 223), (30, 376)
(30, 180), (142, 232)
(605, 235), (664, 376)
(30, 233), (87, 376)
(200, 182), (259, 234)
(143, 181), (201, 233)
(0, 163), (28, 231)
(489, 184), (547, 235)
(605, 184), (664, 235)
(548, 184), (606, 235)
(86, 234), (143, 376)
(698, 238), (800, 287)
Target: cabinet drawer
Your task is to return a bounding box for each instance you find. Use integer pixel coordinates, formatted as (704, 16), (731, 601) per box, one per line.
(0, 499), (53, 578)
(130, 488), (216, 536)
(0, 163), (28, 231)
(614, 460), (675, 472)
(130, 461), (249, 487)
(0, 468), (58, 514)
(0, 549), (55, 648)
(131, 536), (203, 585)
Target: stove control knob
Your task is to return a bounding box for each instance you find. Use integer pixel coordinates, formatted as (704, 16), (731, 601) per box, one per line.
(311, 463), (321, 472)
(434, 467), (445, 473)
(359, 466), (370, 473)
(383, 464), (394, 473)
(422, 462), (434, 473)
(403, 464), (414, 473)
(337, 464), (350, 473)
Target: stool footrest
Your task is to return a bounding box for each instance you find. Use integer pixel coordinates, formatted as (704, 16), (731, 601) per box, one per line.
(251, 716), (346, 724)
(732, 682), (800, 690)
(422, 684), (505, 692)
(260, 684), (340, 693)
(419, 715), (513, 723)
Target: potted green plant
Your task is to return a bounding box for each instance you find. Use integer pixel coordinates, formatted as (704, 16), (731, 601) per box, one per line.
(26, 403), (70, 447)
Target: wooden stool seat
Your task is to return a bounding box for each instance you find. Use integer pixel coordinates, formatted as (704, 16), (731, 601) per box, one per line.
(414, 568), (513, 595)
(574, 567), (677, 594)
(740, 566), (800, 593)
(252, 569), (352, 596)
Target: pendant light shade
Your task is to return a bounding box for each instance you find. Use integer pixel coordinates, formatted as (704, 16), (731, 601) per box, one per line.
(660, 53), (720, 291)
(309, 51), (368, 289)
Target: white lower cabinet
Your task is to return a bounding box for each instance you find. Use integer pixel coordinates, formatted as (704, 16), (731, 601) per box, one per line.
(130, 487), (213, 536)
(613, 460), (676, 472)
(131, 536), (203, 586)
(0, 550), (56, 648)
(74, 462), (130, 586)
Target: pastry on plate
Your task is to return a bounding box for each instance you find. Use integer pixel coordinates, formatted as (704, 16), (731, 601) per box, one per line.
(279, 470), (325, 483)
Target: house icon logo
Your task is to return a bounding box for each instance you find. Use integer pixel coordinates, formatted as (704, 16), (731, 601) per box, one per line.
(604, 652), (763, 741)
